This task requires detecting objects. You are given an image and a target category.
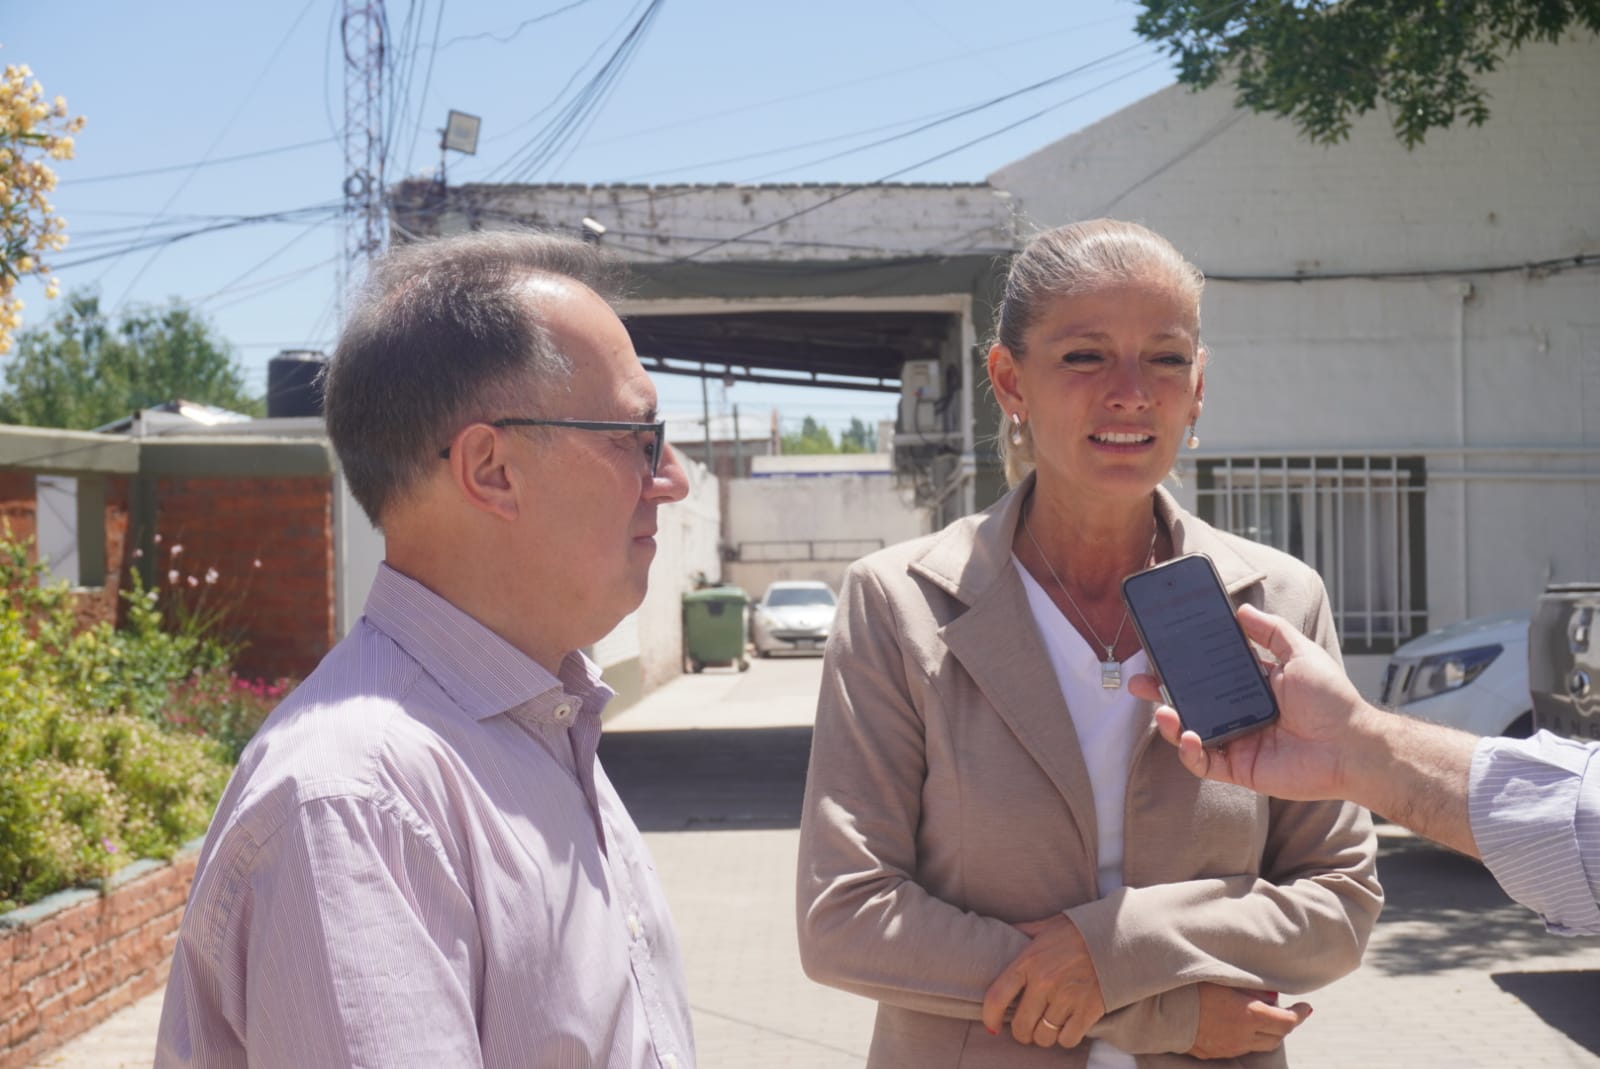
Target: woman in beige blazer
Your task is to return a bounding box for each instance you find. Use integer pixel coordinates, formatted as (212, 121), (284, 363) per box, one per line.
(796, 220), (1382, 1069)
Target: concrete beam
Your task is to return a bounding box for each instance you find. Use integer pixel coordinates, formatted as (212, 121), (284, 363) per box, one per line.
(137, 437), (334, 478)
(0, 425), (139, 475)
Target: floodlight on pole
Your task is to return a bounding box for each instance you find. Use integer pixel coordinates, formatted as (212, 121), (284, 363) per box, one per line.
(438, 109), (481, 186)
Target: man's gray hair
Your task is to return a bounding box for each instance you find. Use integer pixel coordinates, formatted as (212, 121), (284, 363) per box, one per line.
(323, 228), (626, 526)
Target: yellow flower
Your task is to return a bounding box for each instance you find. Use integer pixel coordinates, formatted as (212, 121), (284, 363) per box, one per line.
(0, 59), (80, 352)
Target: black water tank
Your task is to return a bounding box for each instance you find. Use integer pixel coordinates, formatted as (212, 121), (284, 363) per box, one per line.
(267, 350), (327, 418)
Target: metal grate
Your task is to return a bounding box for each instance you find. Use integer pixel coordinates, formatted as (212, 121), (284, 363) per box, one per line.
(1196, 454), (1428, 654)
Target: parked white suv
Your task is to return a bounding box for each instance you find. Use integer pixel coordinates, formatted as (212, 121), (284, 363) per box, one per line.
(1378, 613), (1533, 738)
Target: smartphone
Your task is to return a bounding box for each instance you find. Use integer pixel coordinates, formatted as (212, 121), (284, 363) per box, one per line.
(1121, 553), (1278, 747)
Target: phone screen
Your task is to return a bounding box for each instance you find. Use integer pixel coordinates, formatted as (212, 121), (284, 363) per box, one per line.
(1122, 553), (1278, 746)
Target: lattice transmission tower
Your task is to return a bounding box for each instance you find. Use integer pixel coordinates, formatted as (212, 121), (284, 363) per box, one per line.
(340, 0), (385, 315)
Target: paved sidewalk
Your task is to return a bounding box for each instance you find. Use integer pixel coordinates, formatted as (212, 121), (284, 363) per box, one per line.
(33, 656), (1600, 1067)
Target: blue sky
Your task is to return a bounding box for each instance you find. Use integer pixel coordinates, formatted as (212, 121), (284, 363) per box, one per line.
(5, 0), (1178, 433)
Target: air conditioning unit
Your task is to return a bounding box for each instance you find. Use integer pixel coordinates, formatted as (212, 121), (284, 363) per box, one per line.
(898, 359), (942, 436)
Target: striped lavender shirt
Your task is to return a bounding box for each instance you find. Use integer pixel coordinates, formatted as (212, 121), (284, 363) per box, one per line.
(1469, 730), (1600, 936)
(155, 564), (695, 1068)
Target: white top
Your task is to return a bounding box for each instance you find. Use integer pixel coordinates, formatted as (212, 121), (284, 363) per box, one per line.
(1017, 559), (1146, 1069)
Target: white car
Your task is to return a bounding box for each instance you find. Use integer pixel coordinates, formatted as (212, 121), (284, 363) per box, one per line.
(751, 581), (837, 657)
(1378, 613), (1533, 738)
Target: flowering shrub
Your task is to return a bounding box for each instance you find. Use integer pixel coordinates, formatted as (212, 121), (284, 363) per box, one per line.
(0, 532), (285, 911)
(163, 669), (288, 763)
(0, 59), (84, 354)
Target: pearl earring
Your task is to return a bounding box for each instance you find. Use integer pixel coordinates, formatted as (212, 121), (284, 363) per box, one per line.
(1186, 422), (1200, 450)
(1009, 411), (1025, 447)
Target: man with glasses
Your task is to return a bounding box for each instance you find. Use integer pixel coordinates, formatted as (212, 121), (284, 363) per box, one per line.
(157, 231), (695, 1068)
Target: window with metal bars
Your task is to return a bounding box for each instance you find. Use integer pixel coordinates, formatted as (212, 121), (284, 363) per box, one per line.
(1195, 455), (1428, 655)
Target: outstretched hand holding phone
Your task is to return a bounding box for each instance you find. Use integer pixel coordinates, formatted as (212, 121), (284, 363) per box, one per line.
(1129, 603), (1482, 858)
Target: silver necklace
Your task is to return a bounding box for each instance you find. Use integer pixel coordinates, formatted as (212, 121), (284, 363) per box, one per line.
(1023, 511), (1159, 690)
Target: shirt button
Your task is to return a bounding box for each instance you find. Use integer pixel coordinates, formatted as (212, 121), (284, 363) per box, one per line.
(627, 912), (642, 939)
(552, 703), (573, 722)
(664, 1056), (678, 1069)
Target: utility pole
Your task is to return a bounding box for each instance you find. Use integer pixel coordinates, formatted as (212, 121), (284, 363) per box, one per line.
(700, 372), (714, 473)
(341, 0), (385, 317)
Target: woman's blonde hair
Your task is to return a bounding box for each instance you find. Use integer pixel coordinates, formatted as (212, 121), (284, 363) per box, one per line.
(992, 219), (1205, 488)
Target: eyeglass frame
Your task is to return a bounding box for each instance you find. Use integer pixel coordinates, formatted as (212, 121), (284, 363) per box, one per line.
(439, 417), (667, 478)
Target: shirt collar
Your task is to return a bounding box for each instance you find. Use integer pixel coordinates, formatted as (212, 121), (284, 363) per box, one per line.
(361, 563), (614, 722)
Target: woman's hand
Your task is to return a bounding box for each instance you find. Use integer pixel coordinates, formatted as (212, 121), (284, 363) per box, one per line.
(981, 913), (1106, 1048)
(1187, 984), (1311, 1060)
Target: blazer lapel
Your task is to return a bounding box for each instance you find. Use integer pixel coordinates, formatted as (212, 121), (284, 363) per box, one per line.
(914, 473), (1101, 857)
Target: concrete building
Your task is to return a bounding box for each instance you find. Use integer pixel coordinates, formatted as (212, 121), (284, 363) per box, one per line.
(389, 179), (1021, 530)
(990, 33), (1600, 693)
(727, 452), (930, 596)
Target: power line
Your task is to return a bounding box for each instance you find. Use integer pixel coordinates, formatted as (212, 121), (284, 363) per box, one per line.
(677, 56), (1165, 261)
(743, 47), (1156, 182)
(209, 255), (342, 313)
(105, 0), (323, 306)
(51, 204), (343, 271)
(611, 100), (979, 184)
(401, 0), (449, 175)
(196, 220), (338, 305)
(577, 12), (1132, 155)
(437, 0), (599, 50)
(501, 0), (666, 183)
(479, 0), (663, 182)
(64, 206), (340, 249)
(382, 0), (424, 172)
(590, 39), (1154, 214)
(60, 138), (337, 186)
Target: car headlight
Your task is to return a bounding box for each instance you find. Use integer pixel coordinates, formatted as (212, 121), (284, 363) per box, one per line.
(1404, 644), (1502, 703)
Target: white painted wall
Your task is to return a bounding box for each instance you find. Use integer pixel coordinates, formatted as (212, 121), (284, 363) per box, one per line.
(726, 470), (929, 595)
(990, 34), (1600, 699)
(1189, 270), (1599, 619)
(591, 457), (722, 689)
(34, 476), (78, 587)
(332, 466), (384, 637)
(990, 36), (1599, 275)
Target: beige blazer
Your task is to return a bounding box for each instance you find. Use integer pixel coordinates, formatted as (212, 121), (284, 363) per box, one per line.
(796, 475), (1382, 1068)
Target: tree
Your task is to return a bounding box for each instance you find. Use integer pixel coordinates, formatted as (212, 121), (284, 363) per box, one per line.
(839, 417), (877, 454)
(1, 60), (83, 354)
(780, 416), (839, 455)
(1134, 1), (1600, 147)
(0, 291), (263, 429)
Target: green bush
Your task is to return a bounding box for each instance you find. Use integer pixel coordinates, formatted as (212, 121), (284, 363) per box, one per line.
(0, 532), (281, 912)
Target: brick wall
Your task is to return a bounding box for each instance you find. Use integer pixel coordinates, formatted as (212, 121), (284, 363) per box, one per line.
(0, 473), (129, 630)
(0, 852), (195, 1069)
(0, 471), (36, 548)
(144, 475), (335, 681)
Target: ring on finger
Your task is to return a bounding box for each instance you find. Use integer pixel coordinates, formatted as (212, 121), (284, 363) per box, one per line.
(1040, 1016), (1063, 1031)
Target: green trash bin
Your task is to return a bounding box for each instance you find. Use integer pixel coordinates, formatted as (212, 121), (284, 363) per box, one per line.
(682, 586), (750, 673)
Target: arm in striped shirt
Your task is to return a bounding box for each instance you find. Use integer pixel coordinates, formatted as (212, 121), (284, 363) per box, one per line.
(1470, 732), (1600, 936)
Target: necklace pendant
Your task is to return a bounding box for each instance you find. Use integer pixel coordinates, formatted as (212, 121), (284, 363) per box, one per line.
(1100, 658), (1121, 689)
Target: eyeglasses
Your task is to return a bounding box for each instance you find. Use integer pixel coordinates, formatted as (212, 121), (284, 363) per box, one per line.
(440, 417), (667, 478)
